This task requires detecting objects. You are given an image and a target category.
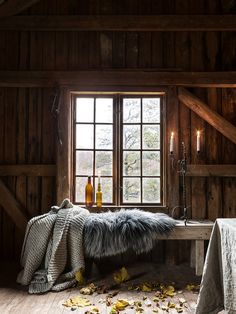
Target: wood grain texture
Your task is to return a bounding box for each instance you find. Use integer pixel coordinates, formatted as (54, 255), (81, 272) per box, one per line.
(1, 15), (236, 31)
(178, 87), (236, 145)
(0, 164), (56, 176)
(1, 70), (236, 87)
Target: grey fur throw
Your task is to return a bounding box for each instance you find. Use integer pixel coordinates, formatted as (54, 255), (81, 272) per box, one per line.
(83, 209), (176, 259)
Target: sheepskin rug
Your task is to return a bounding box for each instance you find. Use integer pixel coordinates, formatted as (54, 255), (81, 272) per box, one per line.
(83, 209), (176, 258)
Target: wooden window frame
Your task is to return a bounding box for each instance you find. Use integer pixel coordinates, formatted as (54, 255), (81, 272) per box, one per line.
(71, 91), (166, 209)
(56, 86), (178, 214)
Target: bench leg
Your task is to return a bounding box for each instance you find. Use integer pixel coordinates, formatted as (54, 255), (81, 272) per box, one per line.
(195, 240), (204, 276)
(190, 240), (196, 268)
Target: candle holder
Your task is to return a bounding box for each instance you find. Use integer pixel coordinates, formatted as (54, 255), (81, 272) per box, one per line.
(171, 142), (191, 226)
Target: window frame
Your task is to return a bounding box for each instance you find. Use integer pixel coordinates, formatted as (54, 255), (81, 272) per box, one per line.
(71, 91), (167, 210)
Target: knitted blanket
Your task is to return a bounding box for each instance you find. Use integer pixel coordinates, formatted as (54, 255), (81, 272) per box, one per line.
(17, 199), (89, 294)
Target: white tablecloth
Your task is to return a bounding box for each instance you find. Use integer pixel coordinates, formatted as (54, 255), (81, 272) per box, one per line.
(196, 219), (236, 314)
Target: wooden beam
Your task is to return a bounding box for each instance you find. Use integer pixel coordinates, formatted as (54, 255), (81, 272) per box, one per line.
(0, 164), (56, 176)
(186, 164), (236, 177)
(178, 87), (236, 144)
(0, 1), (40, 18)
(0, 179), (28, 233)
(1, 71), (236, 88)
(0, 15), (236, 31)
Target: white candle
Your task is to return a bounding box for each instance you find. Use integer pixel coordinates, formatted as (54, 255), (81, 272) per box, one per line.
(98, 170), (101, 184)
(170, 132), (174, 154)
(197, 130), (200, 152)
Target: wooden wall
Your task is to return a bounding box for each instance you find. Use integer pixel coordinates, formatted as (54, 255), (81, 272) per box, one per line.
(0, 0), (236, 261)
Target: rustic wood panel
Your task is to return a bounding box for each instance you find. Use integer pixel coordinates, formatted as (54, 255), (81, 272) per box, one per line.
(0, 0), (236, 262)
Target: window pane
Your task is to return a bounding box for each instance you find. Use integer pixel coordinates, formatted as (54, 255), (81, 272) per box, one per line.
(76, 98), (94, 122)
(142, 151), (160, 176)
(123, 178), (141, 203)
(76, 124), (94, 149)
(76, 151), (93, 175)
(142, 125), (160, 149)
(142, 98), (160, 123)
(123, 125), (140, 149)
(96, 98), (113, 123)
(95, 177), (113, 203)
(95, 151), (112, 176)
(143, 178), (160, 203)
(75, 176), (89, 203)
(96, 125), (113, 149)
(123, 98), (141, 123)
(123, 151), (140, 176)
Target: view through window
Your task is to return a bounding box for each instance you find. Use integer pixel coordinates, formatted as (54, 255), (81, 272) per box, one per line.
(73, 93), (164, 207)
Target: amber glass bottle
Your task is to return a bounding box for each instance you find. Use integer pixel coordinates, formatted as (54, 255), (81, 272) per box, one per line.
(85, 176), (93, 208)
(96, 182), (102, 208)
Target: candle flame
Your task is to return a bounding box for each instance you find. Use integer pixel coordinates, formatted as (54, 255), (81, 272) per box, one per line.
(197, 130), (200, 136)
(171, 132), (174, 137)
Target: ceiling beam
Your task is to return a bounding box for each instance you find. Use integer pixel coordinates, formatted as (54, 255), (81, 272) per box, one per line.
(0, 15), (236, 31)
(178, 87), (236, 145)
(1, 71), (236, 88)
(0, 0), (40, 18)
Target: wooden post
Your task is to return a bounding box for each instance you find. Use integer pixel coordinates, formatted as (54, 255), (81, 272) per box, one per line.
(56, 88), (72, 204)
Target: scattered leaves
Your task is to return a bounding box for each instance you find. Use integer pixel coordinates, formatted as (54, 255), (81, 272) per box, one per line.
(63, 295), (91, 308)
(80, 283), (96, 295)
(113, 267), (130, 284)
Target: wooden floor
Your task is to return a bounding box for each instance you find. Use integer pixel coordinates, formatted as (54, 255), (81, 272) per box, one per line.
(0, 262), (223, 314)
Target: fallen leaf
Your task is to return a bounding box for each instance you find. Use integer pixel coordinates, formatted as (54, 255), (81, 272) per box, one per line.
(85, 306), (100, 314)
(75, 269), (85, 285)
(163, 285), (176, 297)
(113, 267), (130, 284)
(167, 301), (176, 309)
(80, 283), (96, 295)
(114, 299), (130, 310)
(140, 283), (152, 292)
(63, 295), (91, 308)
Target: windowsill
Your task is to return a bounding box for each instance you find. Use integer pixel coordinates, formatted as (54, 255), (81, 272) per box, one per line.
(77, 205), (169, 213)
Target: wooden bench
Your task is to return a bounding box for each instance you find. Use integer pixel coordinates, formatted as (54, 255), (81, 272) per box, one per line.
(156, 220), (214, 276)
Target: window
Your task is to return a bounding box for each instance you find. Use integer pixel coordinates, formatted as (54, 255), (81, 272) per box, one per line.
(73, 93), (165, 207)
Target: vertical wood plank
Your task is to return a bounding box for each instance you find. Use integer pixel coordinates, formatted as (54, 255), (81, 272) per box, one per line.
(27, 88), (42, 218)
(206, 89), (222, 220)
(100, 32), (113, 68)
(221, 89), (236, 218)
(112, 32), (126, 68)
(126, 33), (138, 68)
(0, 88), (5, 260)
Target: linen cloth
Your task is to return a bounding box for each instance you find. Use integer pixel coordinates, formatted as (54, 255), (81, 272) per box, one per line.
(196, 218), (236, 314)
(17, 199), (89, 294)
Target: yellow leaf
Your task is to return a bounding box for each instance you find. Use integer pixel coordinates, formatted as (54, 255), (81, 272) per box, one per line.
(113, 267), (130, 284)
(114, 299), (130, 310)
(62, 295), (91, 308)
(110, 307), (119, 314)
(75, 269), (85, 285)
(80, 283), (96, 295)
(167, 301), (176, 308)
(163, 285), (176, 297)
(140, 283), (152, 292)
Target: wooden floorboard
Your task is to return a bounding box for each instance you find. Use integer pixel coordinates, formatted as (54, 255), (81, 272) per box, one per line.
(0, 262), (226, 314)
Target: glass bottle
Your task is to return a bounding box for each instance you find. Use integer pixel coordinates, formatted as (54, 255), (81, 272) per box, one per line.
(85, 176), (93, 208)
(96, 182), (102, 208)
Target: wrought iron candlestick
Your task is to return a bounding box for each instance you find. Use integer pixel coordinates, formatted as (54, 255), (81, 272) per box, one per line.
(171, 142), (191, 226)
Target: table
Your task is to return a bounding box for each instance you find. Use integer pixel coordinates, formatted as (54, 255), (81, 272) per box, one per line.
(156, 220), (213, 276)
(196, 219), (236, 314)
